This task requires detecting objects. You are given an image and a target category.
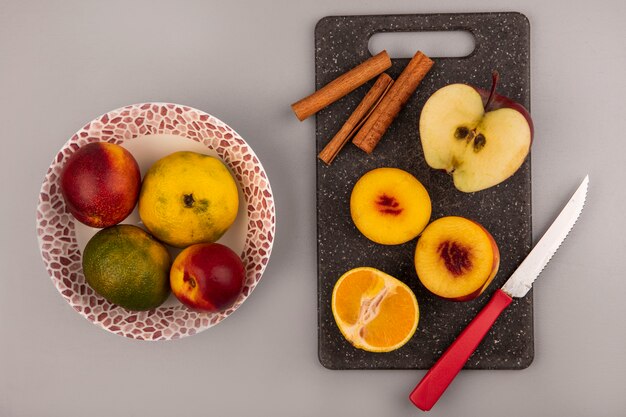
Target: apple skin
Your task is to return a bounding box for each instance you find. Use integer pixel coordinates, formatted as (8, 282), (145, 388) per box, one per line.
(170, 243), (245, 312)
(60, 142), (141, 228)
(474, 91), (534, 142)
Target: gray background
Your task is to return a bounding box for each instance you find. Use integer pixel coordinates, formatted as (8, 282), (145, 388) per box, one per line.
(1, 0), (624, 416)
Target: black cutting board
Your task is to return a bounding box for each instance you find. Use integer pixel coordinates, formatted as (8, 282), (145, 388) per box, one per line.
(316, 13), (533, 370)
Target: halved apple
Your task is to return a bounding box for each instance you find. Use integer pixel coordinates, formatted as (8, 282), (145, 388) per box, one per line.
(419, 72), (533, 193)
(414, 216), (499, 301)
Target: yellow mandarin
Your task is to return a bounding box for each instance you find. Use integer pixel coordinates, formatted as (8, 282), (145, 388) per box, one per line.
(138, 151), (239, 248)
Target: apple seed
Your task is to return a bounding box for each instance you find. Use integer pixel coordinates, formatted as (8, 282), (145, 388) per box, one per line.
(473, 134), (486, 152)
(454, 126), (470, 139)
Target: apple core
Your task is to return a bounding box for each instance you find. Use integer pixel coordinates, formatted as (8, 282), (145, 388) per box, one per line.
(419, 80), (532, 192)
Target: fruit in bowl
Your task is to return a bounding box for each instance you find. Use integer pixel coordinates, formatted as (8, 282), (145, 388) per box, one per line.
(61, 142), (141, 227)
(82, 224), (171, 311)
(350, 167), (431, 245)
(138, 151), (239, 248)
(170, 243), (245, 312)
(414, 216), (500, 301)
(419, 72), (533, 193)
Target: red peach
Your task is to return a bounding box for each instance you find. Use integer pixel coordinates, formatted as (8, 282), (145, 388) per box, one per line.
(60, 142), (141, 228)
(170, 243), (245, 312)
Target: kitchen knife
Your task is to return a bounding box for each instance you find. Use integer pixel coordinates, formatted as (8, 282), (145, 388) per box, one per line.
(409, 175), (589, 411)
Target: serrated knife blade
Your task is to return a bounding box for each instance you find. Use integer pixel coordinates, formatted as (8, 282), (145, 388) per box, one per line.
(502, 174), (588, 297)
(410, 175), (589, 411)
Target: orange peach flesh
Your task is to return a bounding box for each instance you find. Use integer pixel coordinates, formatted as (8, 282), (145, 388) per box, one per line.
(414, 216), (499, 301)
(350, 167), (431, 245)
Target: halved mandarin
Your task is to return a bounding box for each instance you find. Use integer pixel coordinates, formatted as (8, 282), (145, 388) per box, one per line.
(414, 216), (500, 301)
(331, 267), (419, 352)
(350, 168), (431, 245)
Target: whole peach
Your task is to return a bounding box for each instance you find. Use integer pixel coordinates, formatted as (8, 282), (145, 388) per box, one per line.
(170, 243), (245, 312)
(60, 142), (141, 228)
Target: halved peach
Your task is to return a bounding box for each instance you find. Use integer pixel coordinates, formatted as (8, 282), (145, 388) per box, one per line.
(350, 168), (431, 245)
(414, 216), (499, 301)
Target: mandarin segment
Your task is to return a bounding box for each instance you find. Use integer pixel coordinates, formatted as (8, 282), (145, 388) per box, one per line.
(333, 269), (384, 325)
(414, 216), (500, 301)
(361, 288), (418, 348)
(350, 168), (431, 245)
(331, 267), (419, 353)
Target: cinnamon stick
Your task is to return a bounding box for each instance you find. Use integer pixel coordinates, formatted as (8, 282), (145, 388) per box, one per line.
(318, 74), (394, 165)
(353, 51), (434, 153)
(291, 51), (392, 121)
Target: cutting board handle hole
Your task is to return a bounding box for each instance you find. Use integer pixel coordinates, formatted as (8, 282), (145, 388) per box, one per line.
(368, 31), (475, 58)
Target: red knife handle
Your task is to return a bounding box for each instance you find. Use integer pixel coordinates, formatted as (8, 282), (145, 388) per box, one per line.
(409, 289), (513, 411)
